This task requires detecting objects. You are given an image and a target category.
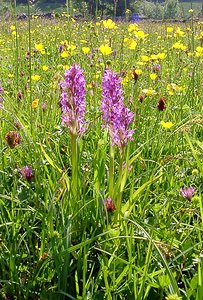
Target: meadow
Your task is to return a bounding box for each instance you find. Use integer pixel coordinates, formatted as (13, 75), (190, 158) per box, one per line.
(0, 11), (203, 300)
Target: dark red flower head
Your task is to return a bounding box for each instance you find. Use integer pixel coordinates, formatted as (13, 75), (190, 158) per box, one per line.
(157, 97), (167, 111)
(6, 131), (21, 148)
(104, 196), (116, 213)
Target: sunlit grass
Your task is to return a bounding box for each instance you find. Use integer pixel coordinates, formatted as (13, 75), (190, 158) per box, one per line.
(0, 13), (202, 299)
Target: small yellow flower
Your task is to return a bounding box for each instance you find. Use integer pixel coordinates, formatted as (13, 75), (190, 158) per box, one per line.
(195, 46), (203, 57)
(128, 23), (138, 32)
(161, 120), (174, 129)
(141, 55), (150, 62)
(82, 47), (90, 54)
(10, 25), (16, 30)
(42, 65), (49, 71)
(188, 9), (193, 13)
(134, 30), (148, 38)
(166, 27), (173, 33)
(123, 38), (137, 50)
(32, 99), (39, 109)
(31, 75), (41, 81)
(61, 51), (69, 58)
(174, 27), (185, 37)
(8, 74), (14, 78)
(99, 44), (112, 55)
(35, 43), (45, 54)
(157, 52), (166, 60)
(134, 69), (142, 75)
(172, 42), (187, 51)
(142, 88), (156, 96)
(103, 19), (117, 29)
(150, 73), (157, 80)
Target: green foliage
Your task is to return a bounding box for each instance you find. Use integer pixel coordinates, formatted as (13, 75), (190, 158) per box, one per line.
(132, 0), (164, 19)
(164, 0), (181, 18)
(0, 7), (203, 299)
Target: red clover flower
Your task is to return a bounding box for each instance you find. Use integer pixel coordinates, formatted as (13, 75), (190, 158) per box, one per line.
(157, 97), (167, 111)
(180, 186), (195, 201)
(60, 64), (86, 136)
(18, 165), (34, 182)
(104, 196), (116, 212)
(6, 131), (21, 148)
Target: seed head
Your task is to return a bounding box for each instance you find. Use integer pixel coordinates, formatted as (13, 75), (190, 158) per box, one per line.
(6, 131), (21, 148)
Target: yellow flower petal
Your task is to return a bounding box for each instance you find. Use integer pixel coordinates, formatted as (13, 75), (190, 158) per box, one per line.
(32, 99), (39, 109)
(161, 121), (174, 129)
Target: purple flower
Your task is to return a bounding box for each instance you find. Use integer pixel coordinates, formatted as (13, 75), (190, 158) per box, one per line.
(18, 165), (34, 182)
(104, 196), (115, 212)
(180, 186), (195, 201)
(152, 64), (161, 72)
(101, 69), (134, 149)
(60, 64), (86, 136)
(58, 44), (63, 53)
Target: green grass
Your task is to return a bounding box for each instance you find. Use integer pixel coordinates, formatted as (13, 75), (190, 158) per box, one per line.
(0, 10), (202, 300)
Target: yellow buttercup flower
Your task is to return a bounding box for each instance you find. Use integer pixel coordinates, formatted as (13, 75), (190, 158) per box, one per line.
(161, 121), (174, 129)
(42, 65), (49, 71)
(32, 99), (39, 109)
(141, 55), (150, 62)
(128, 23), (138, 32)
(166, 27), (173, 33)
(172, 42), (187, 51)
(99, 44), (112, 55)
(134, 30), (148, 39)
(174, 27), (185, 37)
(10, 25), (16, 30)
(8, 74), (14, 78)
(150, 73), (157, 80)
(134, 69), (142, 75)
(123, 38), (137, 50)
(157, 52), (166, 60)
(82, 47), (90, 54)
(142, 88), (156, 96)
(167, 83), (184, 95)
(35, 43), (45, 54)
(31, 75), (41, 81)
(103, 19), (117, 29)
(195, 46), (203, 57)
(61, 51), (69, 58)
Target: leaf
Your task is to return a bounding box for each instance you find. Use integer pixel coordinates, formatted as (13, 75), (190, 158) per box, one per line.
(122, 172), (163, 215)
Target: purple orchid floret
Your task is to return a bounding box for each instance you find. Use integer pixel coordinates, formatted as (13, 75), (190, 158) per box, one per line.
(60, 64), (86, 136)
(180, 186), (195, 201)
(101, 69), (134, 149)
(19, 165), (34, 182)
